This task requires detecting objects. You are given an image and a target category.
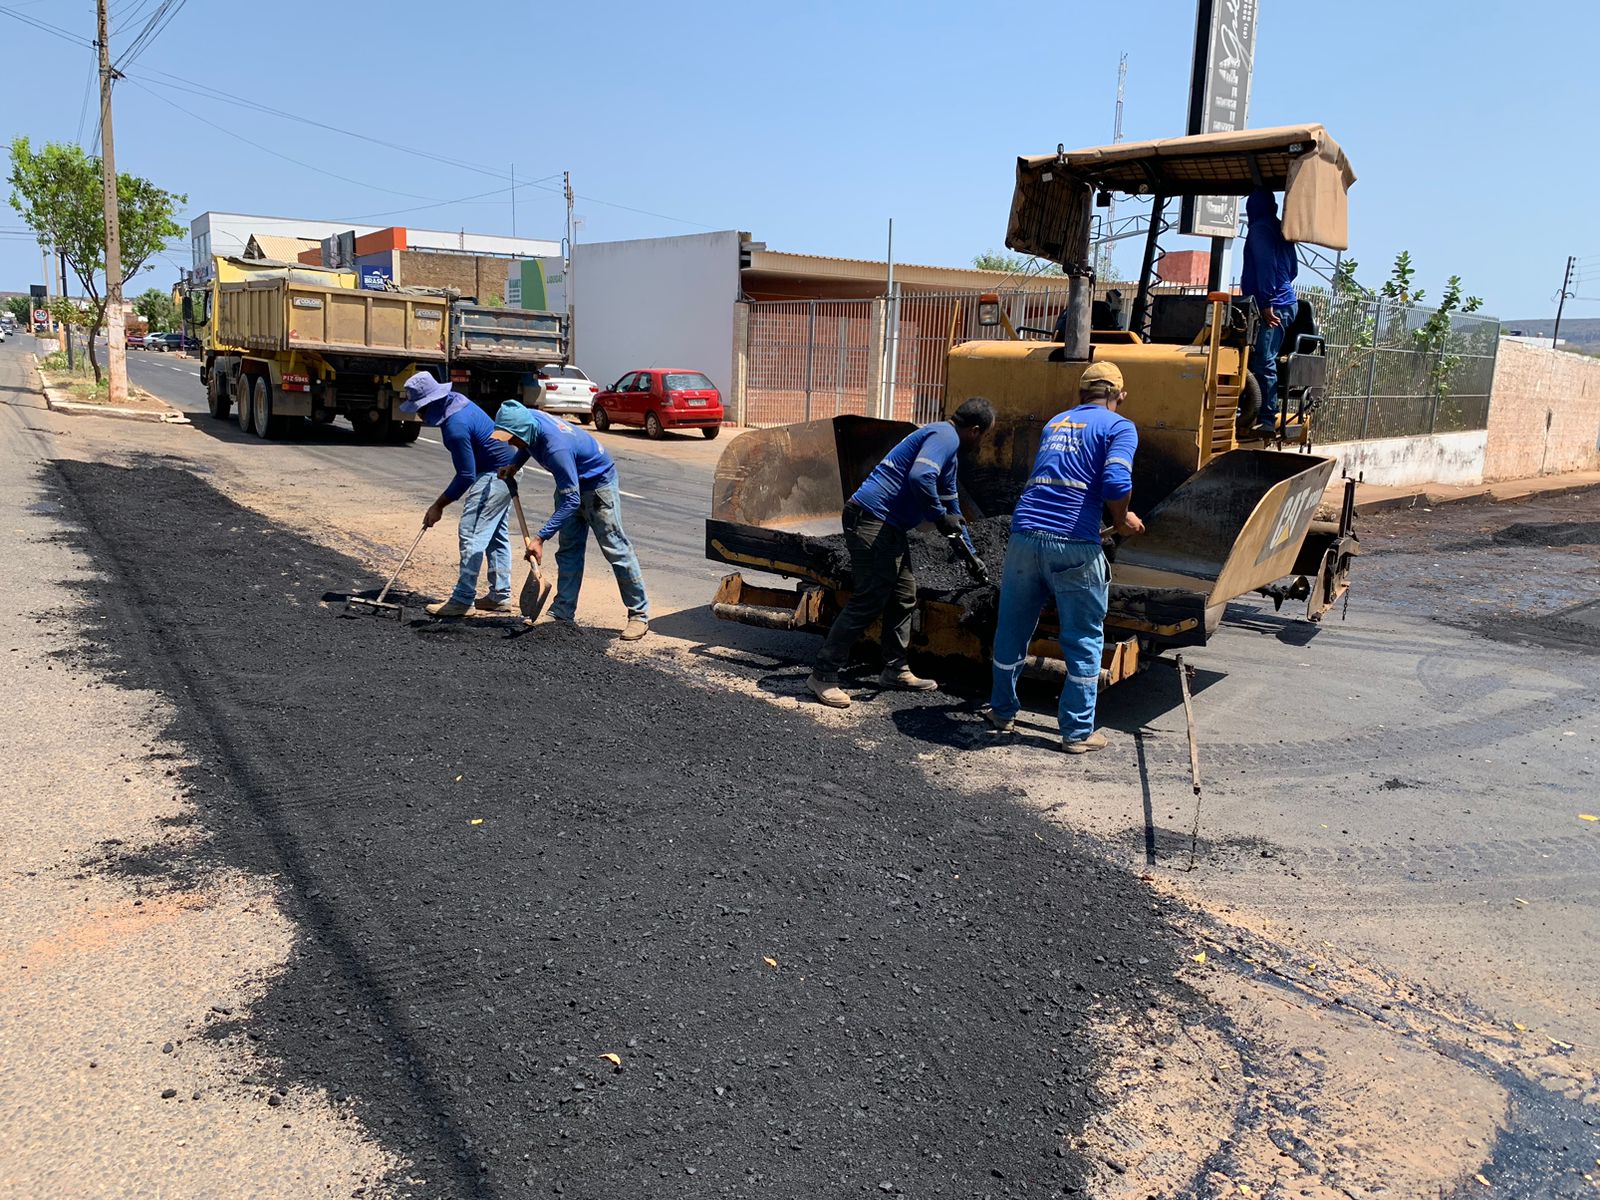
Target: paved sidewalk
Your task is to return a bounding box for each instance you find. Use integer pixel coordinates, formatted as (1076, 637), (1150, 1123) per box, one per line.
(1322, 467), (1600, 517)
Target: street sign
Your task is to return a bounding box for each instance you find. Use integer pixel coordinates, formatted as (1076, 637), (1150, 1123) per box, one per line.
(33, 309), (48, 325)
(1180, 0), (1259, 239)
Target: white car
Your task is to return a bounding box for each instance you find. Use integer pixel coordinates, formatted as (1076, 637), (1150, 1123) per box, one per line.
(532, 364), (598, 424)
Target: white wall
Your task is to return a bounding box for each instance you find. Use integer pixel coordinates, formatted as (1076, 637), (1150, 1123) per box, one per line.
(571, 231), (742, 395)
(1314, 430), (1487, 487)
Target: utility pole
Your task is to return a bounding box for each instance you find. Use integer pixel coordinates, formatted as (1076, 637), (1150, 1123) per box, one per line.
(1552, 255), (1576, 349)
(563, 170), (575, 362)
(1093, 52), (1128, 288)
(61, 250), (74, 368)
(41, 244), (54, 342)
(97, 0), (128, 403)
(510, 162), (516, 239)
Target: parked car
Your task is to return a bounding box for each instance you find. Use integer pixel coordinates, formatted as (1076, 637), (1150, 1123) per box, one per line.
(533, 363), (599, 423)
(126, 330), (147, 350)
(592, 368), (724, 439)
(148, 331), (198, 353)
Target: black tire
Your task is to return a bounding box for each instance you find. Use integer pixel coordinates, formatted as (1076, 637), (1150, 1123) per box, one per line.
(388, 420), (422, 445)
(207, 372), (229, 421)
(1235, 372), (1262, 437)
(577, 412), (592, 426)
(592, 404), (611, 432)
(250, 375), (273, 439)
(645, 411), (664, 440)
(702, 424), (721, 440)
(236, 375), (253, 434)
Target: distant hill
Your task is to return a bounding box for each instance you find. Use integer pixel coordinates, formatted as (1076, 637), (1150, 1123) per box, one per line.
(1502, 316), (1600, 354)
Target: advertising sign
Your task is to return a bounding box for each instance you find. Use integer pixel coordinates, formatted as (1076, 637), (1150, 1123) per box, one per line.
(359, 264), (392, 291)
(1180, 0), (1258, 239)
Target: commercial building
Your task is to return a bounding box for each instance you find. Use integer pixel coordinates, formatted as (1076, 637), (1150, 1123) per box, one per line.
(187, 211), (557, 284)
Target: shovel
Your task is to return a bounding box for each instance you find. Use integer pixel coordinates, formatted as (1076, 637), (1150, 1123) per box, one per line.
(512, 495), (554, 621)
(343, 525), (426, 620)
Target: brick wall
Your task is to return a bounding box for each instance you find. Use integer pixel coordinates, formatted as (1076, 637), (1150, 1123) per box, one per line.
(392, 251), (514, 304)
(1483, 339), (1600, 481)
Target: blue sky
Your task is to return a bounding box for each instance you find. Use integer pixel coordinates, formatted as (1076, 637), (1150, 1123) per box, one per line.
(2, 0), (1596, 319)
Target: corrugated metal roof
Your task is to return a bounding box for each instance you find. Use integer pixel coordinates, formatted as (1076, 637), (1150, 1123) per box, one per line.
(747, 249), (1067, 290)
(244, 234), (321, 261)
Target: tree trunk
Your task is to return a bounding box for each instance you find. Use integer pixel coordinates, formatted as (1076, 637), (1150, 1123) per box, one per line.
(86, 303), (107, 386)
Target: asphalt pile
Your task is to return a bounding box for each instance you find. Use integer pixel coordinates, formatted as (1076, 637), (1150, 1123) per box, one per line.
(805, 516), (1014, 623)
(52, 461), (1195, 1199)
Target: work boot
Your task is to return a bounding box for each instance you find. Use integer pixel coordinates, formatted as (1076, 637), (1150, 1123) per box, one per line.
(879, 666), (938, 692)
(1062, 731), (1109, 755)
(807, 674), (851, 709)
(425, 599), (471, 618)
(619, 616), (650, 642)
(474, 595), (513, 613)
(982, 707), (1015, 734)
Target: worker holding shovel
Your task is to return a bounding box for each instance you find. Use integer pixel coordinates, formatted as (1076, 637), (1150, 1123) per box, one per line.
(399, 372), (521, 618)
(490, 399), (651, 641)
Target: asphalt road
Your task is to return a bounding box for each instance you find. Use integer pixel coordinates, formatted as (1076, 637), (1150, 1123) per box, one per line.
(121, 348), (730, 614)
(7, 337), (1600, 1196)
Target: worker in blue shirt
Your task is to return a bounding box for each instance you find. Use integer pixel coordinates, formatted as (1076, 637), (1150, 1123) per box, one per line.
(490, 398), (650, 641)
(806, 397), (995, 709)
(986, 361), (1144, 753)
(1241, 189), (1300, 436)
(400, 372), (521, 618)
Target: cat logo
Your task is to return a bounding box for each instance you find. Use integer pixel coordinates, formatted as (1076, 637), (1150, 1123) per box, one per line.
(1256, 473), (1323, 566)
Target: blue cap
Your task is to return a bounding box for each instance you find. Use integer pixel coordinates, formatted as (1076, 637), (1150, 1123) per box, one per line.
(399, 371), (451, 413)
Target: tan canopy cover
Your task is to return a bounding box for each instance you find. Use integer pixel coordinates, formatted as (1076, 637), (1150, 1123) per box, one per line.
(1007, 124), (1356, 258)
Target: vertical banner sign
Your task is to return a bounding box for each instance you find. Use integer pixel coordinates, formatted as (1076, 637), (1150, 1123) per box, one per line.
(1180, 0), (1258, 238)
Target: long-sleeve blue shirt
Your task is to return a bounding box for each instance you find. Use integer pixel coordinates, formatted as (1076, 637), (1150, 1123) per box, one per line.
(850, 422), (965, 532)
(1011, 403), (1137, 542)
(438, 400), (519, 503)
(507, 408), (615, 540)
(1240, 189), (1299, 311)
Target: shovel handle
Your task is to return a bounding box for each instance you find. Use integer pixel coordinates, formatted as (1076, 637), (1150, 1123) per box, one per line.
(375, 525), (427, 607)
(511, 495), (541, 578)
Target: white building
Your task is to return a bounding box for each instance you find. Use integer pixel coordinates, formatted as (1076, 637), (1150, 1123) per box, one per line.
(188, 211), (558, 281)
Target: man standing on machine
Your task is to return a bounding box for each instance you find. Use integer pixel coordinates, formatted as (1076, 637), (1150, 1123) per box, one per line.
(1242, 189), (1301, 437)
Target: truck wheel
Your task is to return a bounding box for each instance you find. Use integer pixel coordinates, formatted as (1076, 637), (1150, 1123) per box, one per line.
(207, 372), (230, 420)
(702, 425), (721, 440)
(645, 411), (664, 440)
(250, 376), (274, 439)
(592, 405), (610, 432)
(236, 376), (253, 434)
(388, 421), (422, 445)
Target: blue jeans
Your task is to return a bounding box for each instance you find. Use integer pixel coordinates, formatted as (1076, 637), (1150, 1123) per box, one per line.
(550, 469), (649, 621)
(450, 472), (512, 605)
(1251, 300), (1298, 425)
(988, 531), (1109, 742)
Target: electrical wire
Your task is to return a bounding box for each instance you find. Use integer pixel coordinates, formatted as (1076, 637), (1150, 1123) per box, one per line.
(341, 175), (564, 223)
(0, 3), (94, 47)
(124, 78), (445, 203)
(114, 0), (186, 73)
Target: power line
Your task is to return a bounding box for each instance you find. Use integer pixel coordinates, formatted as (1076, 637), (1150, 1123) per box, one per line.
(113, 0), (186, 72)
(341, 174), (564, 224)
(124, 78), (448, 204)
(0, 3), (95, 46)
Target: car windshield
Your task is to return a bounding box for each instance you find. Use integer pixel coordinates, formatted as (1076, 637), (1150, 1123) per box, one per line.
(664, 372), (714, 392)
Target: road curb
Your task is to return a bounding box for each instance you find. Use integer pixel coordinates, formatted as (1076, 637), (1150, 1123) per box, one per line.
(33, 356), (191, 425)
(1320, 476), (1600, 520)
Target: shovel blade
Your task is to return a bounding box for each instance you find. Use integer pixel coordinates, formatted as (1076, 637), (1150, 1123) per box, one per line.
(519, 571), (554, 621)
(343, 597), (404, 621)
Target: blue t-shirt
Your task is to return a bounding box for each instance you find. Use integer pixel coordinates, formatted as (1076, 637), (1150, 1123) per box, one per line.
(438, 400), (519, 503)
(850, 422), (963, 532)
(1011, 403), (1137, 542)
(511, 409), (615, 540)
(1241, 189), (1299, 311)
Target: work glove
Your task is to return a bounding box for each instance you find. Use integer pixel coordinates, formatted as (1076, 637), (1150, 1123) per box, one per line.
(966, 555), (989, 584)
(936, 512), (966, 536)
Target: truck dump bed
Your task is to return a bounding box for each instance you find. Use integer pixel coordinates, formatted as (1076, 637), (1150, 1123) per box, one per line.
(214, 276), (448, 360)
(450, 305), (567, 365)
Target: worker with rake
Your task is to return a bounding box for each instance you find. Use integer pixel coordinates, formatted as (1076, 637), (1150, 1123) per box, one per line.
(400, 372), (521, 618)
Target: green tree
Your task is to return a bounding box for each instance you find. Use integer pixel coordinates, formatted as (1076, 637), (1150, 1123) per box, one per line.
(972, 250), (1064, 275)
(132, 286), (176, 332)
(3, 296), (30, 325)
(7, 137), (184, 383)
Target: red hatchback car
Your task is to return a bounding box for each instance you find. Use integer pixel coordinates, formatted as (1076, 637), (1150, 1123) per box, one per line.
(592, 368), (725, 439)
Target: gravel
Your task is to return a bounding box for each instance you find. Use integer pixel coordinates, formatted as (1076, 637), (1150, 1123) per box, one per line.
(50, 461), (1199, 1199)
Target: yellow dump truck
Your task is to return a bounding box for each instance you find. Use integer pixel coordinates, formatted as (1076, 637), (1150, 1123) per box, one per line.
(180, 256), (566, 444)
(705, 125), (1360, 687)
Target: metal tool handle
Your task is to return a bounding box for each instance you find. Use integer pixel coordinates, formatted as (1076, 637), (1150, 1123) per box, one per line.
(375, 525), (427, 607)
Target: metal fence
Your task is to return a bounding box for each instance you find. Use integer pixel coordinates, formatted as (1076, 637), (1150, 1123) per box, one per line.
(744, 299), (876, 427)
(1302, 286), (1501, 442)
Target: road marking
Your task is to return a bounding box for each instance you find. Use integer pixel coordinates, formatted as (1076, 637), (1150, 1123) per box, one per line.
(418, 434), (440, 444)
(620, 490), (645, 500)
(168, 365), (183, 371)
